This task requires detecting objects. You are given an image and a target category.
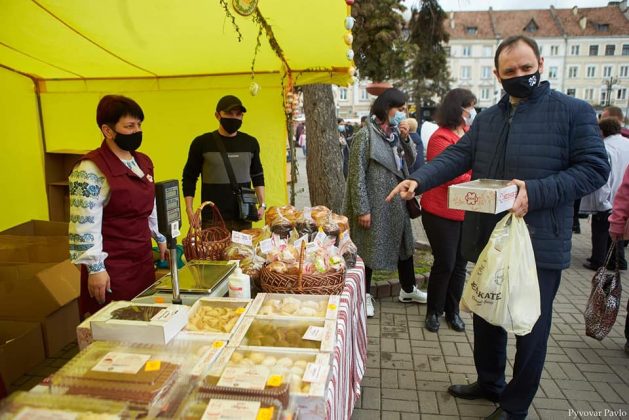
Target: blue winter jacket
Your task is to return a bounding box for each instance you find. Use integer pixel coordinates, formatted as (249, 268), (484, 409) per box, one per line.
(410, 82), (610, 269)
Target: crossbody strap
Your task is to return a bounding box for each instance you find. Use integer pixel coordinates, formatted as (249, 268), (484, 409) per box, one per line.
(213, 131), (239, 190)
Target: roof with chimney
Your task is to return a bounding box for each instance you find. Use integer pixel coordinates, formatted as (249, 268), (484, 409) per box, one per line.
(444, 3), (629, 39)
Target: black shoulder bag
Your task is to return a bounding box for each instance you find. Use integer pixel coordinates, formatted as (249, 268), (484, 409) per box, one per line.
(214, 133), (260, 222)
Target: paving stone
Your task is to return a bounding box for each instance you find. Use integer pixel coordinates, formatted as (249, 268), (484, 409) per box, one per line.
(444, 364), (477, 374)
(381, 338), (396, 352)
(381, 352), (414, 370)
(381, 411), (400, 420)
(536, 408), (571, 419)
(412, 354), (430, 371)
(588, 382), (626, 404)
(361, 387), (381, 410)
(420, 415), (460, 420)
(609, 383), (629, 404)
(361, 376), (380, 388)
(366, 351), (380, 369)
(396, 339), (411, 354)
(583, 372), (625, 383)
(382, 398), (419, 413)
(400, 413), (421, 420)
(440, 342), (458, 357)
(416, 380), (452, 392)
(577, 363), (613, 373)
(455, 342), (473, 357)
(427, 355), (448, 373)
(531, 397), (572, 410)
(398, 370), (417, 389)
(435, 391), (459, 416)
(417, 391), (439, 414)
(381, 388), (421, 401)
(417, 371), (451, 382)
(381, 369), (399, 389)
(558, 362), (588, 380)
(554, 379), (595, 391)
(456, 403), (496, 417)
(565, 389), (605, 402)
(351, 408), (380, 420)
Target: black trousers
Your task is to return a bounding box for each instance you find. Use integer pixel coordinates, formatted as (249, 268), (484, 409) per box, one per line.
(365, 256), (416, 294)
(473, 268), (561, 420)
(590, 210), (627, 269)
(421, 211), (467, 316)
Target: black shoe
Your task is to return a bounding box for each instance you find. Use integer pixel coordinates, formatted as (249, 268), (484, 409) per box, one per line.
(448, 382), (500, 402)
(446, 313), (466, 332)
(572, 225), (581, 234)
(625, 341), (629, 355)
(587, 257), (592, 263)
(425, 313), (440, 332)
(485, 407), (510, 420)
(607, 264), (628, 271)
(583, 262), (599, 271)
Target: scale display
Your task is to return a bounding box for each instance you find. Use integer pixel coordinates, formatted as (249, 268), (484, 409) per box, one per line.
(155, 180), (181, 239)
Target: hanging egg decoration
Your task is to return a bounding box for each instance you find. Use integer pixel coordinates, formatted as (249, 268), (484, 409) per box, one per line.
(346, 49), (354, 60)
(345, 0), (354, 5)
(344, 33), (353, 46)
(344, 16), (355, 30)
(249, 81), (260, 96)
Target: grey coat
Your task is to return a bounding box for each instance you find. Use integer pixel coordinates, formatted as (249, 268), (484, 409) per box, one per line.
(343, 122), (416, 270)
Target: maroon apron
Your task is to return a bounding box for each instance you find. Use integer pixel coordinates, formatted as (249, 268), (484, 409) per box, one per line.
(78, 142), (156, 318)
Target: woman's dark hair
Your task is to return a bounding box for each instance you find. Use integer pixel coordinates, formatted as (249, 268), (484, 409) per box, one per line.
(434, 88), (477, 129)
(599, 117), (621, 138)
(96, 95), (144, 128)
(370, 88), (406, 122)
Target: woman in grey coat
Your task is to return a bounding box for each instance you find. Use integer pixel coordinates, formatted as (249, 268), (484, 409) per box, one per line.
(344, 88), (426, 317)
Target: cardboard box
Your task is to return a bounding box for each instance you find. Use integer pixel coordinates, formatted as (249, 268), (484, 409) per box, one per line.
(90, 301), (189, 345)
(0, 220), (69, 263)
(0, 220), (68, 236)
(0, 320), (45, 386)
(448, 179), (518, 214)
(42, 300), (80, 356)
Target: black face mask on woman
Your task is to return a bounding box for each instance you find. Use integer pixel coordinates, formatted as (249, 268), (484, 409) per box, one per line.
(220, 117), (242, 134)
(113, 130), (142, 152)
(501, 70), (540, 98)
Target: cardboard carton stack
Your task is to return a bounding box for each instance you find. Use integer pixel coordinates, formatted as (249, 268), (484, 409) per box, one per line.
(0, 220), (80, 388)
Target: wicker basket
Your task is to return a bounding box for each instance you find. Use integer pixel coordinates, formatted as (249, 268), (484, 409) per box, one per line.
(182, 201), (230, 261)
(259, 241), (345, 295)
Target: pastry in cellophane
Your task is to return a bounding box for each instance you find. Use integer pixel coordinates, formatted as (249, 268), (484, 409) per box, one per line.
(0, 392), (127, 419)
(175, 390), (285, 420)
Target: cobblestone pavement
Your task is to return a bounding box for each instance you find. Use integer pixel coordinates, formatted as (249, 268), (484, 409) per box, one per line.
(292, 152), (629, 420)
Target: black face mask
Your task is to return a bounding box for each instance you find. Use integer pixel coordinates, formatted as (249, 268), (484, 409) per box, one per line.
(113, 130), (142, 152)
(501, 70), (541, 98)
(220, 117), (242, 134)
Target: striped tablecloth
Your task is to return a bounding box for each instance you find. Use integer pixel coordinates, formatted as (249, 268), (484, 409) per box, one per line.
(326, 258), (367, 420)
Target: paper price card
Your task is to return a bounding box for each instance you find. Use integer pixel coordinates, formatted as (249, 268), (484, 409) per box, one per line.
(314, 230), (327, 244)
(217, 366), (269, 390)
(91, 352), (151, 374)
(302, 362), (330, 383)
(235, 307), (246, 314)
(202, 399), (261, 420)
(145, 360), (161, 371)
(302, 325), (325, 341)
(303, 207), (312, 219)
(14, 408), (79, 420)
(171, 220), (181, 238)
(259, 238), (273, 254)
(256, 407), (275, 420)
(232, 231), (253, 246)
(293, 234), (308, 249)
(266, 374), (283, 387)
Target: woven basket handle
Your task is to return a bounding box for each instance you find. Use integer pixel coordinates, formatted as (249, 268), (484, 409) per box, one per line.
(297, 240), (306, 290)
(192, 201), (227, 230)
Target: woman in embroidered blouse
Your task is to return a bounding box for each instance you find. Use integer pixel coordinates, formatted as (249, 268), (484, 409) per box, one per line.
(420, 88), (476, 333)
(344, 88), (425, 319)
(69, 95), (166, 318)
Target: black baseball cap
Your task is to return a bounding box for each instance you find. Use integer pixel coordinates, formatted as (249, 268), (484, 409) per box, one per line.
(216, 95), (247, 113)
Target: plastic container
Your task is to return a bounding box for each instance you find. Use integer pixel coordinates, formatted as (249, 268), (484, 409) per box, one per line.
(228, 267), (251, 299)
(175, 390), (285, 419)
(0, 392), (127, 419)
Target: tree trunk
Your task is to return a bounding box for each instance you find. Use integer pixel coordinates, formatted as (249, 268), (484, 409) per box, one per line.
(302, 84), (345, 213)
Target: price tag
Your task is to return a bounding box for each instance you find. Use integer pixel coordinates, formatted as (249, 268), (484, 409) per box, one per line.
(218, 366), (269, 390)
(303, 207), (312, 219)
(202, 399), (261, 420)
(314, 230), (327, 244)
(256, 407), (275, 420)
(170, 220), (181, 238)
(302, 325), (325, 341)
(212, 340), (225, 349)
(259, 238), (273, 254)
(232, 231), (253, 246)
(266, 374), (283, 387)
(328, 303), (337, 310)
(145, 360), (161, 371)
(302, 362), (330, 383)
(91, 352), (151, 374)
(235, 307), (246, 314)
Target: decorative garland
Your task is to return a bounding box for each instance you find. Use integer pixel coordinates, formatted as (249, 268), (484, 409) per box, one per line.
(219, 0), (242, 42)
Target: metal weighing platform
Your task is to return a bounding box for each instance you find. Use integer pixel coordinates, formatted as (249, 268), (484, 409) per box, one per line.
(133, 260), (236, 305)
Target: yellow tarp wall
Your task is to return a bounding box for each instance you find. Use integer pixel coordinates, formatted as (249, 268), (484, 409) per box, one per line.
(0, 67), (48, 230)
(37, 73), (287, 233)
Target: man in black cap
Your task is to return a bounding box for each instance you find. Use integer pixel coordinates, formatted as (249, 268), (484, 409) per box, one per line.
(182, 95), (266, 231)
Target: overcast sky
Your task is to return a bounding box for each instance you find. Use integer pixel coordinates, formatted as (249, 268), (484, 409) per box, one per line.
(404, 0), (611, 11)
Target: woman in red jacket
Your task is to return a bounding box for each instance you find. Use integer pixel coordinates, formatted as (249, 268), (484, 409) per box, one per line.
(420, 88), (476, 333)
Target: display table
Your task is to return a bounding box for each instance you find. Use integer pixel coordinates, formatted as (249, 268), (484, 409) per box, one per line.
(326, 258), (367, 420)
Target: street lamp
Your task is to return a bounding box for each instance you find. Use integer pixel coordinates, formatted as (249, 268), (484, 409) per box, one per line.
(602, 76), (620, 106)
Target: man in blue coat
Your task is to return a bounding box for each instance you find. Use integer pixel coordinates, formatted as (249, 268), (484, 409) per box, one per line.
(387, 35), (610, 420)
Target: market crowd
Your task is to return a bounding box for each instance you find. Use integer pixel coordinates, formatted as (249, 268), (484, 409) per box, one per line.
(66, 33), (628, 420)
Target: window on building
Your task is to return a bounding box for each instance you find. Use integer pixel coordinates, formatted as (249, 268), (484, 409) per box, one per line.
(481, 66), (491, 79)
(548, 66), (558, 79)
(461, 66), (471, 79)
(524, 19), (538, 33)
(538, 45), (543, 55)
(586, 66), (596, 78)
(589, 45), (599, 56)
(597, 23), (609, 32)
(605, 45), (616, 56)
(603, 66), (613, 78)
(567, 88), (576, 97)
(483, 46), (492, 57)
(601, 90), (607, 105)
(360, 89), (369, 100)
(466, 26), (477, 35)
(550, 45), (559, 55)
(339, 88), (348, 101)
(570, 45), (580, 56)
(621, 65), (629, 78)
(445, 46), (451, 56)
(623, 44), (629, 56)
(462, 46), (471, 57)
(480, 88), (490, 100)
(585, 88), (594, 101)
(618, 88), (627, 101)
(568, 66), (578, 78)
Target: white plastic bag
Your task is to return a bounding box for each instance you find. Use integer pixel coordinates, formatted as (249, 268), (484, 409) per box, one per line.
(461, 213), (540, 335)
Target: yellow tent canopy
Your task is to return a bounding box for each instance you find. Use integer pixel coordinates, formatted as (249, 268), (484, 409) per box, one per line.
(0, 0), (353, 231)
